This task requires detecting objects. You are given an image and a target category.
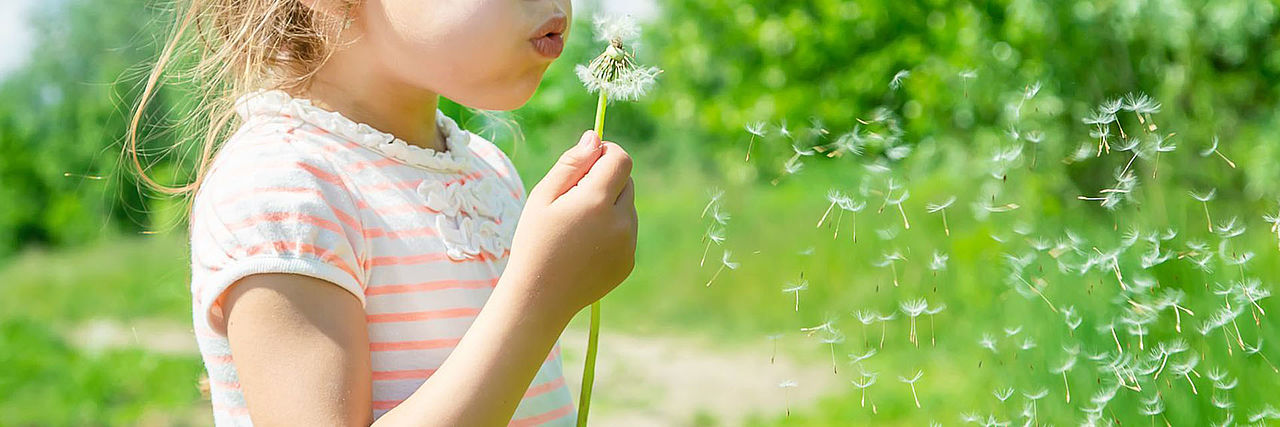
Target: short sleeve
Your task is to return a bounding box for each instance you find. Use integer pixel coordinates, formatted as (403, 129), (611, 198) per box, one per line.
(189, 140), (368, 336)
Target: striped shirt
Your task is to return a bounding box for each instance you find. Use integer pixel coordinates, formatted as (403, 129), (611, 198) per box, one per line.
(189, 89), (575, 426)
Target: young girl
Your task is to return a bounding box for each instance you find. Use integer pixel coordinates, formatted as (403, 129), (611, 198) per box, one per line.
(127, 0), (637, 425)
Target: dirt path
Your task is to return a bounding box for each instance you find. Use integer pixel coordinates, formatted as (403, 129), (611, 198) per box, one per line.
(67, 320), (841, 425)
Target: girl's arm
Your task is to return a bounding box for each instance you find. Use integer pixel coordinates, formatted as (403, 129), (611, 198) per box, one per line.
(223, 131), (636, 426)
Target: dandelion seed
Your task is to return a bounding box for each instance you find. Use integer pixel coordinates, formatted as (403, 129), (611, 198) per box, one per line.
(744, 122), (766, 162)
(874, 251), (906, 288)
(851, 371), (878, 410)
(837, 197), (867, 242)
(782, 279), (808, 312)
(1150, 133), (1177, 178)
(699, 188), (724, 219)
(889, 190), (911, 229)
(876, 312), (897, 349)
(778, 380), (798, 417)
(708, 204), (730, 226)
(927, 196), (956, 236)
(1200, 135), (1236, 168)
(1264, 205), (1280, 252)
(889, 70), (910, 90)
(924, 303), (946, 347)
(1169, 353), (1201, 395)
(848, 348), (877, 365)
(704, 250), (738, 287)
(766, 334), (783, 365)
(820, 329), (846, 374)
(899, 370), (924, 408)
(993, 387), (1014, 402)
(853, 310), (880, 346)
(699, 226), (726, 267)
(1051, 348), (1078, 403)
(1023, 388), (1048, 423)
(959, 69), (977, 98)
(1250, 405), (1280, 423)
(979, 333), (998, 354)
(1122, 92), (1162, 132)
(900, 298), (929, 347)
(816, 189), (848, 228)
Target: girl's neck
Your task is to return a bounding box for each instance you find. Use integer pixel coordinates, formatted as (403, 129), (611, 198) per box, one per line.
(303, 54), (446, 152)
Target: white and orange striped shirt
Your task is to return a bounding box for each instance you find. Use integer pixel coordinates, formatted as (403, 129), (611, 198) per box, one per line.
(189, 89), (575, 426)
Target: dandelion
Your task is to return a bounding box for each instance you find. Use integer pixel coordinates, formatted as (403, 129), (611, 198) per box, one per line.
(899, 370), (924, 408)
(1199, 135), (1236, 168)
(993, 387), (1014, 403)
(900, 298), (929, 347)
(781, 279), (807, 312)
(889, 70), (910, 90)
(778, 380), (798, 417)
(927, 196), (957, 236)
(851, 371), (878, 411)
(1154, 288), (1195, 333)
(1083, 110), (1116, 155)
(743, 121), (766, 162)
(704, 250), (738, 287)
(574, 16), (661, 425)
(699, 226), (726, 267)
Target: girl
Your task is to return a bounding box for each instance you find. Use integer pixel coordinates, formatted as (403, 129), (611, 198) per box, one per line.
(126, 0), (637, 425)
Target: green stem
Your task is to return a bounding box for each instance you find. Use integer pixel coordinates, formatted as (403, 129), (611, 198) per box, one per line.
(577, 91), (608, 427)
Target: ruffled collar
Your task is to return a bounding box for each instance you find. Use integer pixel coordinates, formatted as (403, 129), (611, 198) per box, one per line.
(234, 88), (476, 173)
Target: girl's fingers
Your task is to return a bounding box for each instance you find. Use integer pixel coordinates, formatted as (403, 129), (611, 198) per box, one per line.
(530, 131), (604, 203)
(577, 142), (633, 201)
(615, 176), (635, 208)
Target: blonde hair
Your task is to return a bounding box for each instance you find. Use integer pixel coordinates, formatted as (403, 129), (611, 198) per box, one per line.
(125, 0), (353, 213)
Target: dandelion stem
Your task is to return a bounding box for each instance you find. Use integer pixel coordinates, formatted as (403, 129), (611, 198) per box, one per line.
(700, 239), (712, 267)
(908, 384), (921, 408)
(577, 300), (602, 427)
(577, 91), (609, 427)
(746, 135), (755, 162)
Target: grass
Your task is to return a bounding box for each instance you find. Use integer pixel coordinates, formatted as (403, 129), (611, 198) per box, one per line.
(2, 126), (1278, 424)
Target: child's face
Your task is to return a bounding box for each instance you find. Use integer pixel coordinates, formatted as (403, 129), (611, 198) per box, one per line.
(359, 0), (572, 110)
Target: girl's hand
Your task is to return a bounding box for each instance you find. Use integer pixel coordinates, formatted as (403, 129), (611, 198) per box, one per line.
(504, 130), (638, 318)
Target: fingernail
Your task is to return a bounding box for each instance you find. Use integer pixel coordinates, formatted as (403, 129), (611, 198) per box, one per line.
(578, 130), (599, 152)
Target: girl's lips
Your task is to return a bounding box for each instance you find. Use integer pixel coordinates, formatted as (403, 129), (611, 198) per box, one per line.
(531, 33), (564, 59)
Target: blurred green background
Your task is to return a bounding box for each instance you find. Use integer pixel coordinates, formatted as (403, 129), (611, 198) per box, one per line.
(2, 0), (1279, 425)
